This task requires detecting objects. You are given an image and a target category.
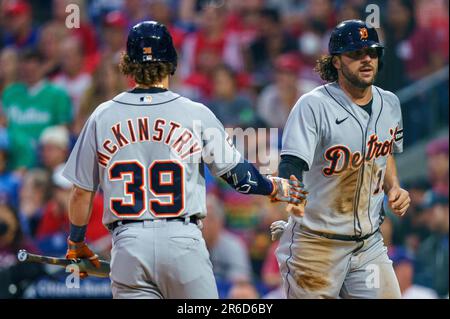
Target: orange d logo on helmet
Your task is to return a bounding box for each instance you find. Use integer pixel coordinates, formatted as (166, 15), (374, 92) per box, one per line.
(359, 27), (369, 40)
(142, 47), (153, 61)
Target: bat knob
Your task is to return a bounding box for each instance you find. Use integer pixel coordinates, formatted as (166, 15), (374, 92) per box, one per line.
(17, 249), (28, 262)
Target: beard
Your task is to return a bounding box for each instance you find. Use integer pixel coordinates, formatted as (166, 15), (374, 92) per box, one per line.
(341, 63), (378, 89)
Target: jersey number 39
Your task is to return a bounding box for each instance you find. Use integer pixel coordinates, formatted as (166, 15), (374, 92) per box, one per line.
(108, 160), (185, 217)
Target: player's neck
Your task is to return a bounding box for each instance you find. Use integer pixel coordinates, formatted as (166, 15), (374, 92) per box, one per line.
(136, 77), (169, 90)
(337, 78), (373, 105)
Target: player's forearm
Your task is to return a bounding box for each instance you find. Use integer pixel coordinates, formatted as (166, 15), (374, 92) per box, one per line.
(68, 186), (96, 242)
(221, 160), (274, 195)
(383, 155), (400, 193)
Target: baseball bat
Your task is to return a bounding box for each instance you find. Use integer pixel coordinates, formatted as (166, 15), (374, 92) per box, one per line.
(17, 249), (110, 278)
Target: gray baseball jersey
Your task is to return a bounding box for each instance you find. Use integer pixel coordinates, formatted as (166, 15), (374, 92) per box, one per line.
(63, 89), (241, 226)
(281, 82), (403, 237)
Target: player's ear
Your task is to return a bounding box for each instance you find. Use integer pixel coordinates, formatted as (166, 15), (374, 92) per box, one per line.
(332, 55), (341, 70)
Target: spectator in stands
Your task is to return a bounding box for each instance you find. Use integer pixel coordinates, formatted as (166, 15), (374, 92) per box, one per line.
(335, 2), (361, 22)
(1, 49), (73, 172)
(378, 0), (448, 145)
(227, 280), (260, 299)
(0, 128), (20, 209)
(261, 235), (287, 298)
(52, 37), (92, 117)
(297, 0), (336, 68)
(415, 0), (449, 59)
(265, 0), (304, 29)
(17, 169), (50, 239)
(208, 64), (258, 128)
(426, 137), (449, 197)
(75, 56), (128, 135)
(51, 0), (100, 73)
(202, 194), (252, 283)
(1, 0), (39, 50)
(0, 48), (19, 94)
(180, 4), (243, 83)
(38, 126), (70, 173)
(123, 0), (150, 28)
(245, 199), (287, 281)
(261, 241), (282, 290)
(36, 164), (109, 257)
(382, 0), (447, 85)
(255, 200), (289, 290)
(405, 179), (433, 217)
(0, 203), (44, 298)
(148, 0), (187, 53)
(37, 23), (66, 79)
(245, 7), (298, 86)
(414, 192), (449, 298)
(376, 0), (415, 92)
(101, 11), (128, 62)
(390, 246), (438, 299)
(221, 0), (263, 48)
(35, 164), (72, 255)
(379, 213), (397, 252)
(262, 284), (286, 299)
(395, 179), (433, 252)
(256, 53), (316, 129)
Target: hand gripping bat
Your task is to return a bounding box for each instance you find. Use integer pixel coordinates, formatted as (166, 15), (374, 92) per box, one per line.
(17, 249), (110, 278)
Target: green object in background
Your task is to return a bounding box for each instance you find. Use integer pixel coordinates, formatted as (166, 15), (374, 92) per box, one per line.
(239, 108), (255, 125)
(1, 82), (72, 170)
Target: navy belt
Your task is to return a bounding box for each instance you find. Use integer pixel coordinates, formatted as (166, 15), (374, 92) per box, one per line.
(300, 225), (379, 242)
(108, 216), (199, 232)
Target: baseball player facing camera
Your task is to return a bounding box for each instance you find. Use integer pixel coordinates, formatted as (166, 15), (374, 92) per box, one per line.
(274, 20), (411, 299)
(62, 21), (307, 299)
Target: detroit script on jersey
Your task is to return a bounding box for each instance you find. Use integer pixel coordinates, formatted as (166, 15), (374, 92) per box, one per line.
(323, 127), (403, 176)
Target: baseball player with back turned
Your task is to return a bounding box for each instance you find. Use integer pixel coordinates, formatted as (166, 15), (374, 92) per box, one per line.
(273, 20), (411, 299)
(61, 21), (307, 299)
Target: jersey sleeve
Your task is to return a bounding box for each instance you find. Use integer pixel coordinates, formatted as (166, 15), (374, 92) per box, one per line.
(62, 115), (99, 191)
(281, 96), (320, 169)
(201, 109), (242, 177)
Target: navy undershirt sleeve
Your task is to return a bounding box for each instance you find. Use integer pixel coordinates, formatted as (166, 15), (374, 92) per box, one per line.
(221, 160), (274, 195)
(278, 155), (308, 181)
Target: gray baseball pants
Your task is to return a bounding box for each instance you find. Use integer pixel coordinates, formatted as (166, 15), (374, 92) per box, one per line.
(109, 219), (218, 299)
(276, 218), (401, 299)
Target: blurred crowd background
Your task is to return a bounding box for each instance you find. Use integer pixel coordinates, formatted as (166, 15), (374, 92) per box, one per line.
(0, 0), (448, 299)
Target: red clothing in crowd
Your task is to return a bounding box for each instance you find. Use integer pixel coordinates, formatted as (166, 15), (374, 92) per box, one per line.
(36, 200), (69, 239)
(168, 25), (187, 51)
(36, 192), (109, 242)
(400, 27), (447, 81)
(70, 23), (101, 74)
(261, 241), (280, 288)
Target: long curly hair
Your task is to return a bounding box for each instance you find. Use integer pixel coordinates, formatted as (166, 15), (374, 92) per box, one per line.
(314, 55), (338, 82)
(119, 53), (175, 86)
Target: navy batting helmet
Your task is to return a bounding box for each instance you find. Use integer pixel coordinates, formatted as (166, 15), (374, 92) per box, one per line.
(328, 20), (384, 56)
(126, 21), (177, 73)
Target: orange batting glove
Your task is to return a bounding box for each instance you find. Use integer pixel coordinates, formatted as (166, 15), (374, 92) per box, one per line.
(66, 239), (100, 279)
